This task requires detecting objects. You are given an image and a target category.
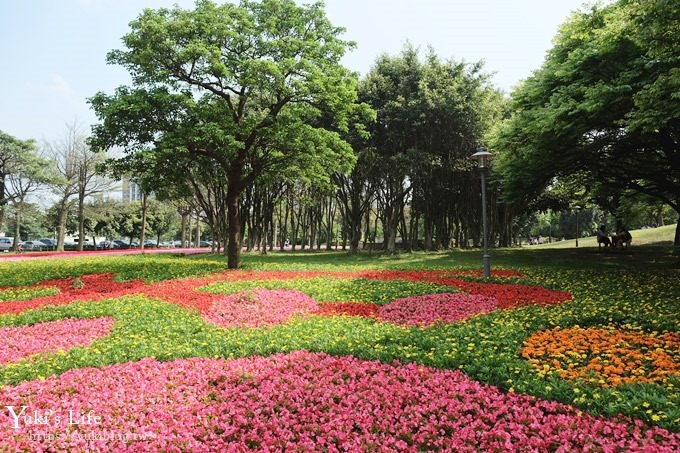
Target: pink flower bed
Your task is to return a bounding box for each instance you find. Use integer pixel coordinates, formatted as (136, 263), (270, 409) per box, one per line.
(203, 289), (319, 328)
(0, 352), (677, 452)
(378, 293), (498, 327)
(0, 317), (115, 365)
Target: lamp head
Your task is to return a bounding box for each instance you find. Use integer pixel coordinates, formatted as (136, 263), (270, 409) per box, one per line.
(471, 148), (493, 168)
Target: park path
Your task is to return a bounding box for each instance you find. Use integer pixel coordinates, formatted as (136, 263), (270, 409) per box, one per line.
(0, 247), (212, 261)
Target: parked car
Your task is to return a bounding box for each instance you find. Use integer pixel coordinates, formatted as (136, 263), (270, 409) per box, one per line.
(38, 238), (57, 250)
(112, 240), (130, 250)
(142, 240), (157, 248)
(199, 240), (212, 248)
(0, 237), (14, 251)
(21, 240), (48, 251)
(98, 240), (114, 250)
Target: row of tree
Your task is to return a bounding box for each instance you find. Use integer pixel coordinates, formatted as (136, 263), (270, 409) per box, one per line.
(87, 0), (507, 268)
(89, 0), (680, 264)
(6, 0), (677, 263)
(0, 125), (118, 251)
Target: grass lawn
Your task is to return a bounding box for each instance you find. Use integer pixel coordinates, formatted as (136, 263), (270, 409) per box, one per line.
(0, 244), (677, 450)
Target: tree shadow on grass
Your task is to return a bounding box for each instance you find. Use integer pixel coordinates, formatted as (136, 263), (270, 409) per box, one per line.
(185, 243), (680, 274)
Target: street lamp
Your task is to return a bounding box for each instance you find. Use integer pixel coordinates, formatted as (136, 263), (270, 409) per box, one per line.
(471, 147), (493, 278)
(574, 205), (582, 247)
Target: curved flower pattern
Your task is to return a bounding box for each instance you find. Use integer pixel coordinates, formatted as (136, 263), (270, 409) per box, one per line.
(0, 274), (146, 315)
(522, 326), (680, 388)
(0, 352), (677, 452)
(0, 317), (115, 365)
(203, 289), (319, 328)
(359, 270), (571, 309)
(378, 293), (498, 327)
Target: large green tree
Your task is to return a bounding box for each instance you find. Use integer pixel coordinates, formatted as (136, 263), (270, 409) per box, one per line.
(89, 0), (358, 267)
(0, 131), (37, 234)
(492, 0), (680, 244)
(360, 46), (502, 252)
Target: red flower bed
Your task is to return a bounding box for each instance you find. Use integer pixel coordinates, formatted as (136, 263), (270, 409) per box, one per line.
(357, 270), (571, 310)
(0, 274), (146, 315)
(141, 276), (225, 313)
(442, 280), (571, 309)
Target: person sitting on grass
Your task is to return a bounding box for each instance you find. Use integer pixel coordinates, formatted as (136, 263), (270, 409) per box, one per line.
(611, 226), (632, 248)
(596, 225), (611, 248)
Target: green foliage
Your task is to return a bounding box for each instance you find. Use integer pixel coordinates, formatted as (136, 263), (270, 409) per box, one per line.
(0, 286), (59, 302)
(491, 0), (680, 230)
(358, 45), (504, 250)
(146, 199), (179, 243)
(89, 0), (363, 267)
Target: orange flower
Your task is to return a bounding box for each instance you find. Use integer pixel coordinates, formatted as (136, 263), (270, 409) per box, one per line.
(521, 326), (679, 388)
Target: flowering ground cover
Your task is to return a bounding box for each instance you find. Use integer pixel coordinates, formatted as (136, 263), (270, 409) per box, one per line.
(522, 325), (679, 389)
(0, 317), (115, 365)
(204, 289), (319, 328)
(0, 251), (677, 450)
(378, 293), (498, 327)
(0, 352), (677, 452)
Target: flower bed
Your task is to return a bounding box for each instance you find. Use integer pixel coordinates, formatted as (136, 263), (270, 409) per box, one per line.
(0, 261), (676, 434)
(0, 352), (677, 452)
(0, 274), (146, 315)
(0, 317), (115, 365)
(522, 325), (679, 388)
(358, 270), (571, 309)
(204, 289), (319, 328)
(377, 293), (498, 327)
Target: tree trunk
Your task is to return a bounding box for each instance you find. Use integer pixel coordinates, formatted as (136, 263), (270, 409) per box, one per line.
(140, 193), (147, 251)
(0, 173), (6, 233)
(77, 191), (85, 251)
(56, 200), (69, 252)
(13, 205), (21, 252)
(195, 214), (201, 247)
(674, 218), (680, 246)
(180, 212), (189, 248)
(226, 185), (242, 269)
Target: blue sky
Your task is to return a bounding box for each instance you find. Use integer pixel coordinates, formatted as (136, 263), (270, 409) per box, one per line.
(1, 0), (593, 143)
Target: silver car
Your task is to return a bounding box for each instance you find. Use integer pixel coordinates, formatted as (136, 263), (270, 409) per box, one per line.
(0, 237), (14, 251)
(21, 240), (47, 251)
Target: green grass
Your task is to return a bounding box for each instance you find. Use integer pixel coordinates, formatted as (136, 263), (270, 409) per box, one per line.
(533, 224), (677, 249)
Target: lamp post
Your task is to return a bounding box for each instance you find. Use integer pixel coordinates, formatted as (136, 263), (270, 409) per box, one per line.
(471, 148), (493, 278)
(574, 205), (582, 248)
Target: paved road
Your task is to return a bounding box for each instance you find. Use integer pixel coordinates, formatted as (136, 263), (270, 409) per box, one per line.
(0, 247), (213, 261)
